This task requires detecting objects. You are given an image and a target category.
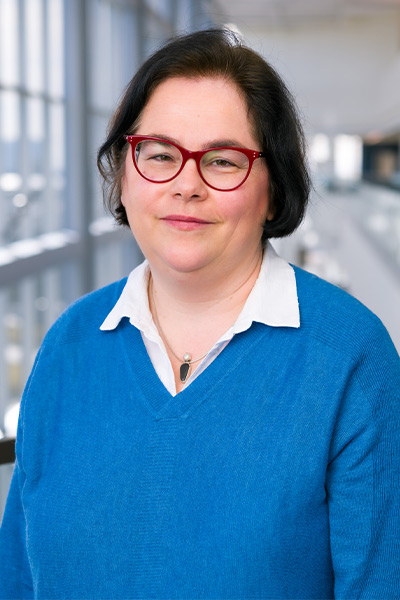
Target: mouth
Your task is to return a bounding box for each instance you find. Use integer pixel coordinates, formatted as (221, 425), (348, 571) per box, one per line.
(162, 215), (212, 224)
(161, 214), (213, 230)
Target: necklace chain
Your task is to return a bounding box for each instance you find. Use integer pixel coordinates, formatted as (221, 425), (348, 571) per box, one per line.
(148, 253), (262, 383)
(149, 277), (210, 367)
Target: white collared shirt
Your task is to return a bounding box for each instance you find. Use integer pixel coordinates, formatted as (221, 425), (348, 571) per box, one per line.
(100, 242), (300, 396)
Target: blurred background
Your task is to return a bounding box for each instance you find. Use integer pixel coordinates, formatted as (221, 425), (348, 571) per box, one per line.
(1, 0), (399, 516)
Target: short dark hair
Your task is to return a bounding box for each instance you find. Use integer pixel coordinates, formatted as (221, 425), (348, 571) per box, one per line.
(97, 28), (310, 240)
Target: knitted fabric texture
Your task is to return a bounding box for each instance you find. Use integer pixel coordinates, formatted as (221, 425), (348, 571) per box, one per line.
(0, 266), (399, 599)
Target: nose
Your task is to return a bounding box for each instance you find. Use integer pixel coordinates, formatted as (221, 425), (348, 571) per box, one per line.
(169, 157), (207, 200)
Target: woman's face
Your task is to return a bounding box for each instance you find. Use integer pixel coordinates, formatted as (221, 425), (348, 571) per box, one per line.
(121, 76), (272, 278)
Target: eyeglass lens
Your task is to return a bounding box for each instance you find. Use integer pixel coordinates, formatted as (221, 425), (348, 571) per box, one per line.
(134, 139), (250, 190)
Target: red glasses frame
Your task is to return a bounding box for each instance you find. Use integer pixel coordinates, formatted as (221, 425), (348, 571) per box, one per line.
(124, 135), (265, 191)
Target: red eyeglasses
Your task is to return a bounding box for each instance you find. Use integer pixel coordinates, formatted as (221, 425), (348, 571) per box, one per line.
(124, 135), (265, 191)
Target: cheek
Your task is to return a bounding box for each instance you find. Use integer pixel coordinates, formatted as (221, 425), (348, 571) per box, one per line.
(121, 169), (144, 214)
(121, 152), (143, 209)
(120, 178), (141, 233)
(221, 193), (266, 240)
(232, 167), (271, 227)
(240, 185), (270, 226)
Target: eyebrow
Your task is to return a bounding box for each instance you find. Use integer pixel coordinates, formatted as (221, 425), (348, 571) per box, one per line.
(145, 133), (248, 150)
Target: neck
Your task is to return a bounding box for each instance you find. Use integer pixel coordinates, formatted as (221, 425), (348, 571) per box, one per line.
(147, 248), (264, 391)
(149, 248), (263, 314)
(148, 249), (263, 349)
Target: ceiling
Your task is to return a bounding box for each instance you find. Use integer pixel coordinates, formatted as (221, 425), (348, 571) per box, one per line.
(209, 0), (400, 29)
(206, 0), (400, 137)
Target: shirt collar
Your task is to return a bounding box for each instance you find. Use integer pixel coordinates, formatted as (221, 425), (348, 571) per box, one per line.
(236, 241), (300, 330)
(100, 241), (300, 334)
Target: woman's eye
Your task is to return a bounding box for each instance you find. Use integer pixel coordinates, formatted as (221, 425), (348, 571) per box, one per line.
(203, 150), (246, 170)
(137, 141), (179, 163)
(213, 158), (235, 167)
(150, 153), (174, 162)
(207, 157), (238, 169)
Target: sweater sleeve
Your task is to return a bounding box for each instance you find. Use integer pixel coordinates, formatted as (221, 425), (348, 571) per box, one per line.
(0, 459), (33, 599)
(0, 346), (40, 600)
(326, 319), (400, 599)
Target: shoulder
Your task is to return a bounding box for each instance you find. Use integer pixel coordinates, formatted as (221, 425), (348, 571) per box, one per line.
(292, 265), (397, 361)
(292, 265), (400, 405)
(41, 278), (127, 351)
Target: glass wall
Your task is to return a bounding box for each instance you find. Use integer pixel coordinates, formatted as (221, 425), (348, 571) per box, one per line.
(0, 0), (211, 517)
(0, 0), (66, 245)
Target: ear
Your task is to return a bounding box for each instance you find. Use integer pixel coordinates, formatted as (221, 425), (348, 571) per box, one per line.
(263, 167), (275, 222)
(120, 169), (128, 207)
(266, 205), (275, 221)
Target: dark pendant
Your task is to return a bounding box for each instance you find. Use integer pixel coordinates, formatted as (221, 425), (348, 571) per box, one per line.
(180, 362), (190, 383)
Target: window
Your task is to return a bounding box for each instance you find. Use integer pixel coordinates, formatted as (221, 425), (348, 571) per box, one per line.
(0, 0), (207, 518)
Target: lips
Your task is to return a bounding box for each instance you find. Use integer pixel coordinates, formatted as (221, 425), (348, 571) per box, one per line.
(162, 214), (212, 224)
(160, 214), (213, 231)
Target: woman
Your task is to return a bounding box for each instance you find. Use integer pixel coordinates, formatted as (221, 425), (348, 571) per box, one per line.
(1, 28), (399, 600)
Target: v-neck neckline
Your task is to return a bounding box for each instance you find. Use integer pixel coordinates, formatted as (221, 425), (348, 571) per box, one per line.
(116, 318), (269, 421)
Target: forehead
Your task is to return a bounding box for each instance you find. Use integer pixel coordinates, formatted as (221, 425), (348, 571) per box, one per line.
(137, 76), (258, 148)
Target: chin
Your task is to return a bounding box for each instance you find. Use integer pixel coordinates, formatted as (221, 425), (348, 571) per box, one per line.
(147, 240), (216, 273)
(155, 248), (215, 275)
(165, 257), (211, 275)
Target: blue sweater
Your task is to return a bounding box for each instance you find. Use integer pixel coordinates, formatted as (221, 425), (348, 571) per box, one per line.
(1, 267), (399, 599)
